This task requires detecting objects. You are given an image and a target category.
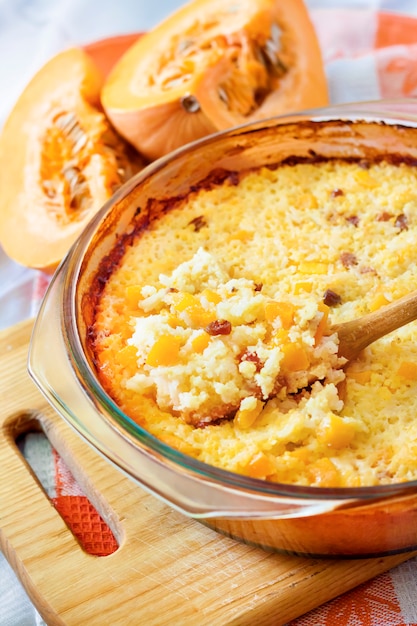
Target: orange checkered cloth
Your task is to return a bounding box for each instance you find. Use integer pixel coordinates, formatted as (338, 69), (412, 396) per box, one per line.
(25, 6), (417, 625)
(313, 6), (417, 104)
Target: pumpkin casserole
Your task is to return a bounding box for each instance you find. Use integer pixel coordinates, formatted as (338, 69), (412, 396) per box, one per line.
(90, 158), (417, 489)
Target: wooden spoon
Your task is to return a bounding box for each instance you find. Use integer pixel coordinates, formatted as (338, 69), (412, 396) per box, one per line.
(333, 290), (417, 361)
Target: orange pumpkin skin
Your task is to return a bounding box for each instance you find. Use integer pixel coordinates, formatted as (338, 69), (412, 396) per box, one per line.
(101, 0), (328, 161)
(0, 47), (145, 272)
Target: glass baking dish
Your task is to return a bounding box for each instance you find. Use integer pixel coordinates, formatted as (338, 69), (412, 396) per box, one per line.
(29, 98), (417, 557)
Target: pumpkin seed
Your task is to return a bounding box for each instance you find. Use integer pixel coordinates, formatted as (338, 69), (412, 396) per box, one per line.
(177, 39), (194, 53)
(218, 86), (229, 105)
(180, 94), (200, 113)
(260, 43), (287, 77)
(54, 112), (78, 134)
(70, 191), (89, 212)
(262, 23), (287, 77)
(63, 165), (81, 185)
(68, 125), (85, 145)
(53, 111), (91, 151)
(62, 165), (90, 212)
(270, 23), (282, 48)
(70, 184), (90, 211)
(263, 39), (279, 65)
(42, 180), (57, 199)
(275, 57), (288, 74)
(165, 76), (188, 89)
(72, 133), (88, 153)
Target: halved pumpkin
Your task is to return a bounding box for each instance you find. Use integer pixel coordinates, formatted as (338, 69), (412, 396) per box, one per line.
(101, 0), (328, 161)
(0, 47), (145, 272)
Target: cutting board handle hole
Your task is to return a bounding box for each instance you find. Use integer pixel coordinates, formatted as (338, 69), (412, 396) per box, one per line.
(12, 414), (120, 557)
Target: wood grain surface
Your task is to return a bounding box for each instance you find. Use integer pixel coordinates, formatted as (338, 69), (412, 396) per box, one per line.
(0, 319), (415, 626)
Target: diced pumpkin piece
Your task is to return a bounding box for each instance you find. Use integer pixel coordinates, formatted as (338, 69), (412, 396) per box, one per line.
(347, 370), (372, 384)
(272, 328), (289, 346)
(228, 229), (253, 242)
(146, 335), (182, 366)
(191, 332), (211, 353)
(125, 285), (143, 308)
(161, 433), (196, 456)
(368, 292), (390, 312)
(245, 451), (276, 479)
(298, 261), (328, 275)
(264, 301), (295, 329)
(294, 281), (313, 294)
(344, 475), (363, 488)
(297, 192), (318, 209)
(397, 361), (417, 380)
(289, 447), (310, 463)
(201, 288), (222, 304)
(115, 344), (139, 369)
(308, 457), (341, 487)
(187, 306), (217, 328)
(318, 414), (357, 449)
(165, 313), (186, 328)
(119, 321), (135, 340)
(171, 291), (216, 327)
(234, 398), (264, 429)
(171, 291), (217, 327)
(171, 292), (199, 312)
(354, 169), (377, 188)
(281, 342), (310, 371)
(98, 347), (115, 368)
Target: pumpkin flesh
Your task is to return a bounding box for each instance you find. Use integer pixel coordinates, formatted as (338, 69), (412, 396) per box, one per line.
(0, 47), (145, 272)
(102, 0), (328, 160)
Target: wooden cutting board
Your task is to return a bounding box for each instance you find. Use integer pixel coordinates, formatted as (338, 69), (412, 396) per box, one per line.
(0, 319), (415, 626)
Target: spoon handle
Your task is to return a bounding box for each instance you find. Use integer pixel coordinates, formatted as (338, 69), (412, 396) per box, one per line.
(333, 291), (417, 361)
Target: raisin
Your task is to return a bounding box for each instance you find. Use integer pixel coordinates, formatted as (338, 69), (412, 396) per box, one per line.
(377, 211), (392, 222)
(394, 213), (408, 231)
(346, 215), (359, 227)
(323, 289), (342, 306)
(205, 319), (232, 335)
(331, 188), (344, 198)
(188, 215), (207, 232)
(340, 251), (358, 268)
(240, 350), (263, 372)
(359, 266), (377, 275)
